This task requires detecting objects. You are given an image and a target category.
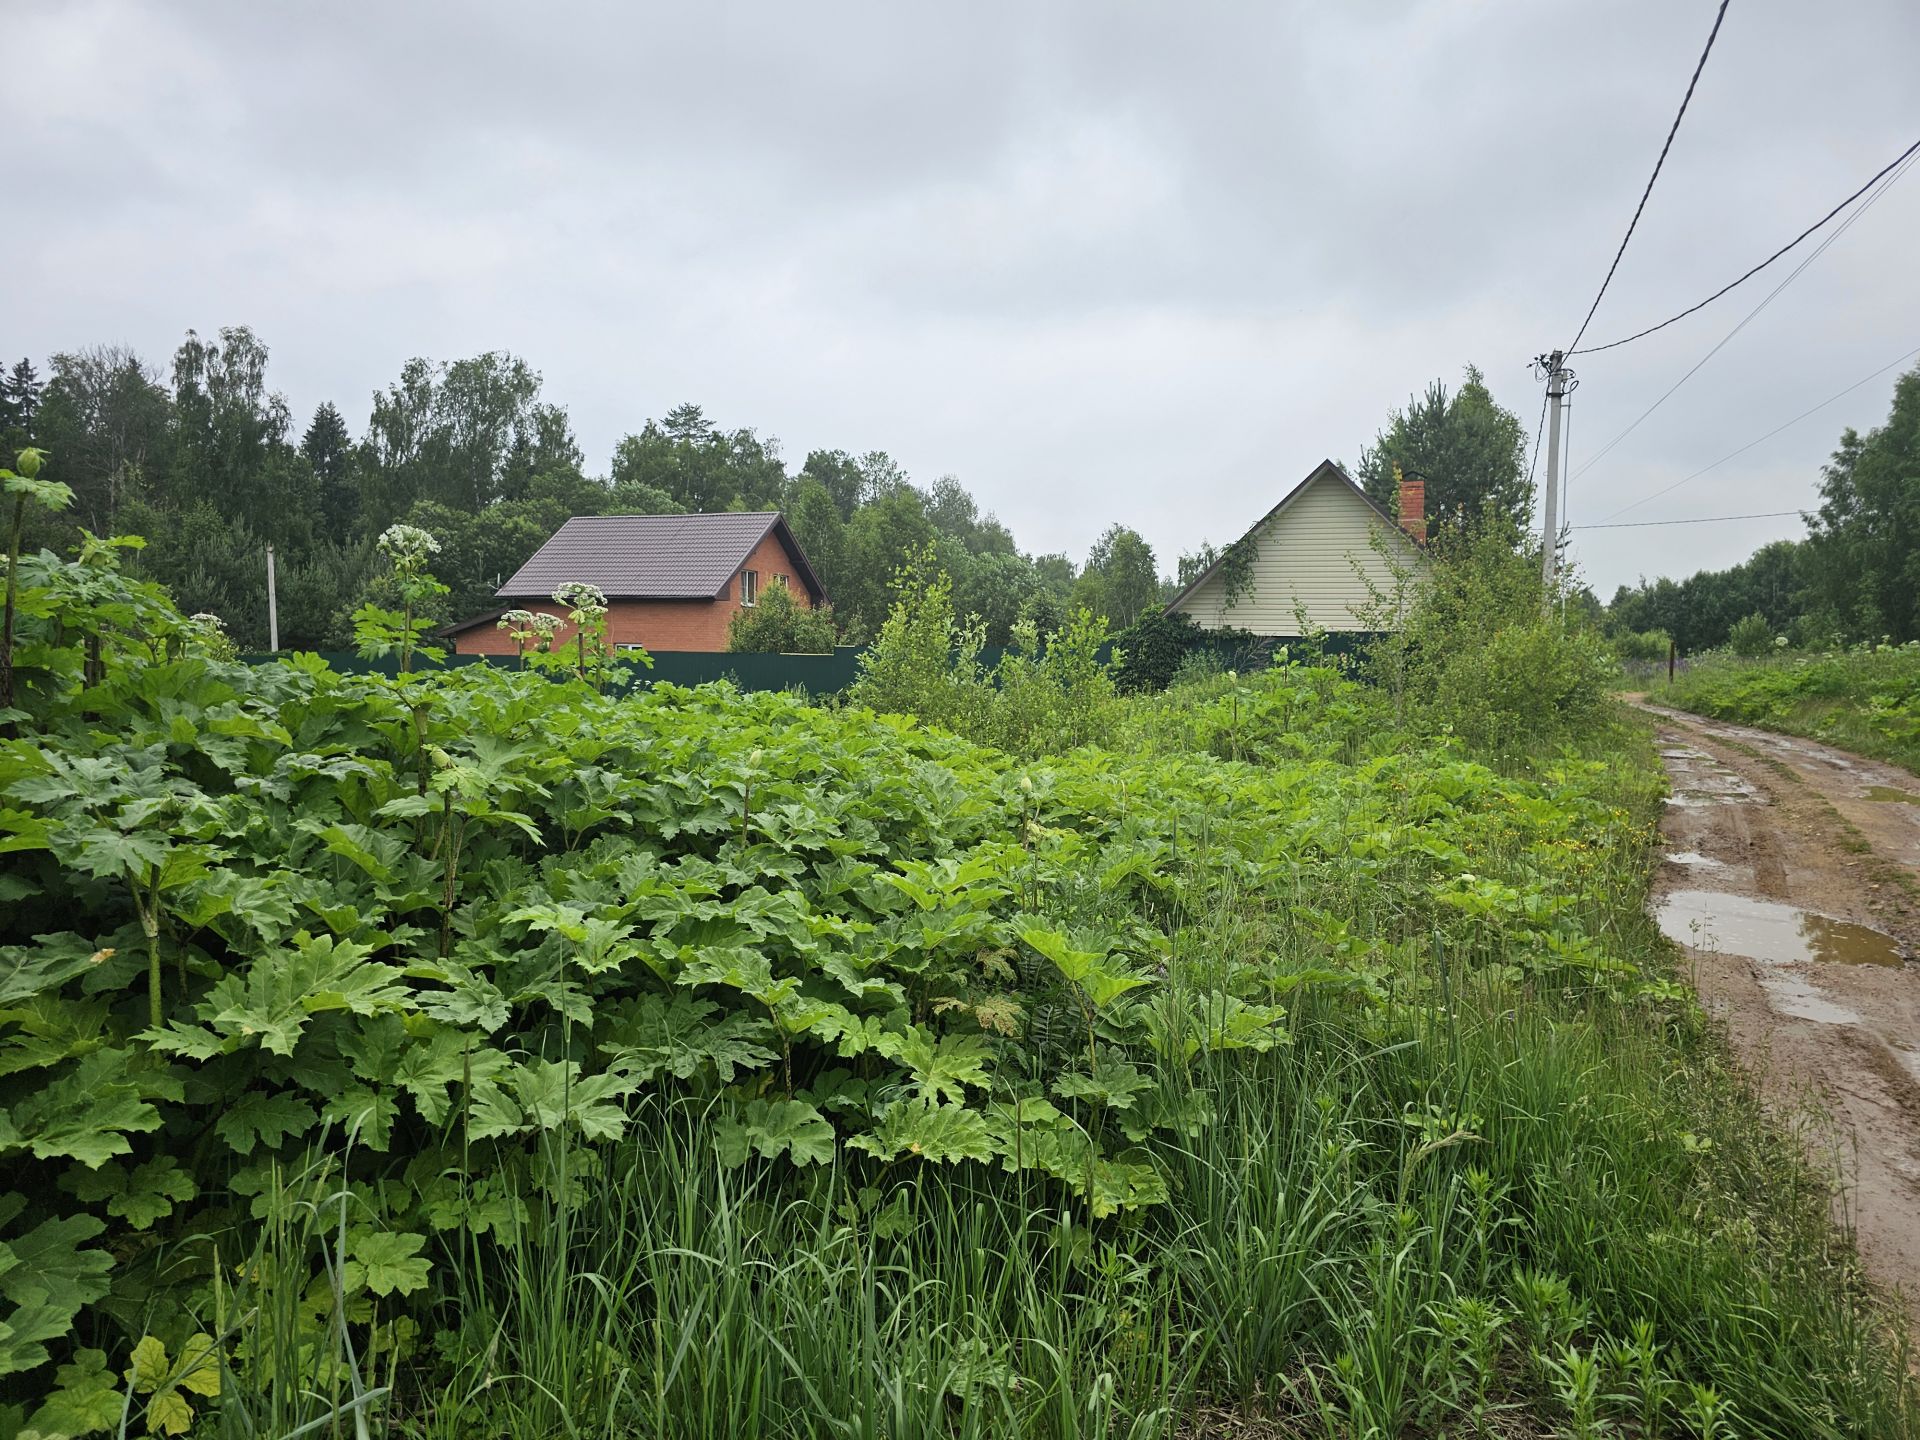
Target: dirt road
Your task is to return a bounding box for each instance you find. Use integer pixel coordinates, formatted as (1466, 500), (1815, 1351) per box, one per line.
(1635, 701), (1920, 1324)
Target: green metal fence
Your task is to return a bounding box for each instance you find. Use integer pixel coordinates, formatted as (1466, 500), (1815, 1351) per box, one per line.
(238, 647), (871, 695)
(240, 633), (1377, 696)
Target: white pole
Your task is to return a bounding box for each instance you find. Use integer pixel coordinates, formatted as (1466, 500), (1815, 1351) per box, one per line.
(266, 544), (279, 651)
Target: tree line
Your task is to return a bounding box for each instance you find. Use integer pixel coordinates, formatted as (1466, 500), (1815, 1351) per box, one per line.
(0, 329), (1175, 651)
(0, 331), (1593, 655)
(1603, 364), (1920, 652)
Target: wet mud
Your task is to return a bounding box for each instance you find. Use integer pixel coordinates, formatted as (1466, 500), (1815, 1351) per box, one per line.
(1636, 702), (1920, 1327)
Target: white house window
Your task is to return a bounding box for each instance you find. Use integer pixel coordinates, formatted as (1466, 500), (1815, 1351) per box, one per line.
(740, 569), (759, 606)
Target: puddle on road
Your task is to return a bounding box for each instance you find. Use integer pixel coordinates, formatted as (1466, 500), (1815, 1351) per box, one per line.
(1863, 785), (1919, 805)
(1657, 889), (1906, 967)
(1665, 851), (1729, 870)
(1757, 973), (1863, 1026)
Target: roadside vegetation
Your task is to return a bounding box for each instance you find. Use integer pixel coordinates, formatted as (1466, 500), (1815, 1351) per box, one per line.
(1656, 643), (1920, 776)
(2, 452), (1914, 1438)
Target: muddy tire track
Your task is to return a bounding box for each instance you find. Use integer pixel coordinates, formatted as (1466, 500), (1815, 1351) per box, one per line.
(1635, 702), (1920, 1327)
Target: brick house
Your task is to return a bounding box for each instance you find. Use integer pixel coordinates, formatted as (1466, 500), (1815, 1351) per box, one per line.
(444, 511), (828, 656)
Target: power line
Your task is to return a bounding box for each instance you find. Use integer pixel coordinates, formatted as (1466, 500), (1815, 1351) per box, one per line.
(1597, 340), (1920, 521)
(1565, 0), (1732, 353)
(1525, 384), (1549, 488)
(1574, 510), (1801, 530)
(1572, 147), (1918, 486)
(1571, 135), (1920, 356)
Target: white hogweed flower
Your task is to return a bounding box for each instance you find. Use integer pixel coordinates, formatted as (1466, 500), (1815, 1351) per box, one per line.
(377, 523), (442, 561)
(552, 581), (608, 611)
(188, 612), (226, 630)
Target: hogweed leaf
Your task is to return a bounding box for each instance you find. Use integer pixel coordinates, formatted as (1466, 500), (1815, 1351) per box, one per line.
(849, 1101), (996, 1165)
(1052, 1056), (1154, 1111)
(599, 993), (776, 1084)
(0, 1214), (112, 1377)
(875, 1027), (994, 1105)
(60, 1156), (197, 1229)
(508, 1060), (641, 1141)
(212, 1091), (317, 1156)
(26, 1346), (123, 1437)
(346, 1230), (431, 1298)
(1019, 928), (1149, 1009)
(8, 1051), (162, 1167)
(714, 1098), (836, 1167)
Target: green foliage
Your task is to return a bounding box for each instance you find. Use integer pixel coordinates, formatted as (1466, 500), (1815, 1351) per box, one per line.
(1608, 367), (1920, 654)
(351, 523), (447, 672)
(1072, 523), (1161, 628)
(725, 581), (837, 653)
(1662, 644), (1920, 774)
(1802, 364), (1920, 643)
(848, 546), (991, 737)
(1606, 538), (1805, 655)
(608, 403), (785, 514)
(1109, 608), (1259, 694)
(1, 517), (1914, 1437)
(1725, 611), (1775, 657)
(1360, 516), (1617, 761)
(1357, 364), (1531, 528)
(1610, 627), (1671, 664)
(851, 551), (1122, 755)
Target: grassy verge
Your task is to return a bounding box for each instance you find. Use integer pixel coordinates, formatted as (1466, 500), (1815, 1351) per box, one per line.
(1655, 648), (1920, 776)
(372, 693), (1915, 1437)
(7, 521), (1916, 1439)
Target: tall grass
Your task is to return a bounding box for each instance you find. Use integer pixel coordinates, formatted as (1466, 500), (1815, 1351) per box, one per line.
(1657, 646), (1920, 775)
(212, 759), (1902, 1440)
(200, 688), (1916, 1438)
(293, 966), (1909, 1438)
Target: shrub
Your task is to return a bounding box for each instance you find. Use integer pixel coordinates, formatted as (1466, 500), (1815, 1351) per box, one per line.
(850, 547), (1122, 755)
(847, 546), (993, 738)
(1726, 612), (1774, 657)
(1362, 517), (1618, 761)
(1611, 628), (1671, 663)
(994, 607), (1121, 753)
(1111, 609), (1260, 693)
(727, 582), (838, 653)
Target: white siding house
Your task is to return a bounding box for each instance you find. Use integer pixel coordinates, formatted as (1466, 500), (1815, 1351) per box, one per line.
(1166, 461), (1430, 635)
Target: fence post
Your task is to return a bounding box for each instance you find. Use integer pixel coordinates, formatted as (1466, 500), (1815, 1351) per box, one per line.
(1667, 638), (1676, 685)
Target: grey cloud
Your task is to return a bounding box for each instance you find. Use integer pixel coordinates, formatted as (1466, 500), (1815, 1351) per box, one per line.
(7, 0), (1918, 592)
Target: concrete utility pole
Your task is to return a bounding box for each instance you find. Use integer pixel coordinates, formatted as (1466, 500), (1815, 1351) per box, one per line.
(1537, 351), (1574, 600)
(266, 544), (280, 652)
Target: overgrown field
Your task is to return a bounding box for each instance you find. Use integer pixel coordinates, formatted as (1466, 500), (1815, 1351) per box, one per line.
(2, 529), (1916, 1439)
(1658, 646), (1920, 776)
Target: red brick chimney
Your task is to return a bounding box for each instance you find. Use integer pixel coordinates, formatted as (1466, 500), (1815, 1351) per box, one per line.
(1397, 472), (1427, 544)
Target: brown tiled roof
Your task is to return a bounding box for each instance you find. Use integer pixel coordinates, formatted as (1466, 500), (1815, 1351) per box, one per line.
(494, 512), (825, 602)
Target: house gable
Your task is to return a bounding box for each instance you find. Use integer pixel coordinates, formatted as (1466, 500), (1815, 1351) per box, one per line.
(1168, 461), (1428, 636)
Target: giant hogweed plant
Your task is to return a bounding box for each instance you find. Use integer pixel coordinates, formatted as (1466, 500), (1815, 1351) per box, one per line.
(351, 523), (447, 674)
(2, 448), (74, 720)
(0, 526), (1658, 1432)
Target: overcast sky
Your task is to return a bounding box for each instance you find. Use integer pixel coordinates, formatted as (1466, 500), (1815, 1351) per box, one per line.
(9, 0), (1918, 596)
